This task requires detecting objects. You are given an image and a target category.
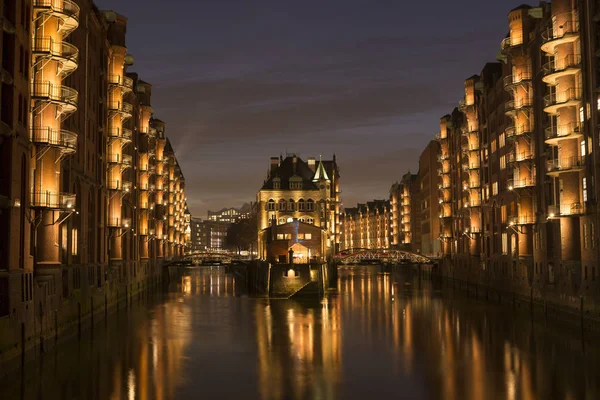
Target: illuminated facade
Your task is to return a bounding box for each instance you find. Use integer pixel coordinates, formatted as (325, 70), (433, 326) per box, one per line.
(256, 155), (340, 260)
(389, 173), (419, 251)
(435, 1), (600, 308)
(340, 200), (390, 250)
(0, 1), (189, 367)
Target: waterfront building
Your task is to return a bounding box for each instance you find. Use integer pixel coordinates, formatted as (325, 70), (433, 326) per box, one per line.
(389, 173), (419, 251)
(256, 154), (340, 260)
(434, 0), (600, 309)
(340, 200), (390, 250)
(0, 0), (189, 367)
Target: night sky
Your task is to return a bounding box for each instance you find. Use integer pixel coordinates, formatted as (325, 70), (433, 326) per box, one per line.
(95, 0), (521, 218)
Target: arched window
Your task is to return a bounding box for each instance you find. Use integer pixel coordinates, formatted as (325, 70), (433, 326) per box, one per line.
(298, 199), (305, 211)
(278, 217), (286, 225)
(279, 199), (286, 211)
(288, 199), (295, 211)
(307, 217), (314, 225)
(307, 199), (314, 211)
(267, 199), (275, 211)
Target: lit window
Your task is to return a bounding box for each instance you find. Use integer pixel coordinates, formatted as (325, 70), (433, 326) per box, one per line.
(267, 199), (275, 211)
(580, 106), (585, 123)
(306, 199), (314, 211)
(581, 140), (586, 157)
(276, 233), (284, 240)
(583, 177), (588, 202)
(492, 182), (498, 196)
(502, 233), (508, 255)
(499, 133), (505, 148)
(305, 233), (312, 240)
(500, 155), (506, 170)
(298, 233), (305, 240)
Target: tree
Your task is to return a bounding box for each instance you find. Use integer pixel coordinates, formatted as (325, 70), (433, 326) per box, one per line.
(226, 212), (257, 255)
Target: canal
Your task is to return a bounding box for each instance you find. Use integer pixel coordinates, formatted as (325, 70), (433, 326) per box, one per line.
(1, 265), (599, 399)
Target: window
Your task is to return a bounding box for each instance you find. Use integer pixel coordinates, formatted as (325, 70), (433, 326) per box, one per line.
(288, 199), (295, 211)
(290, 182), (302, 190)
(592, 223), (595, 248)
(278, 217), (285, 225)
(278, 199), (286, 211)
(273, 181), (280, 189)
(72, 228), (78, 256)
(499, 133), (505, 148)
(581, 140), (586, 157)
(491, 139), (497, 153)
(500, 155), (506, 170)
(298, 233), (305, 240)
(307, 218), (314, 224)
(267, 199), (275, 211)
(584, 223), (589, 249)
(583, 177), (588, 202)
(502, 233), (508, 255)
(492, 182), (498, 196)
(276, 233), (284, 240)
(307, 199), (314, 211)
(580, 106), (585, 123)
(305, 233), (312, 240)
(298, 199), (305, 211)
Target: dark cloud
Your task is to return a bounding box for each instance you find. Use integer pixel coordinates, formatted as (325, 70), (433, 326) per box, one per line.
(96, 0), (523, 216)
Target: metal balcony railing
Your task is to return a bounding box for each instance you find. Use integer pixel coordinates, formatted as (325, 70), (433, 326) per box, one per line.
(547, 156), (585, 173)
(31, 127), (77, 153)
(31, 81), (78, 109)
(542, 54), (581, 76)
(544, 122), (581, 142)
(508, 214), (535, 225)
(32, 0), (80, 24)
(503, 72), (532, 89)
(107, 180), (122, 190)
(106, 152), (121, 164)
(31, 191), (75, 209)
(507, 177), (535, 189)
(122, 154), (132, 166)
(548, 203), (584, 217)
(31, 36), (78, 70)
(501, 35), (523, 51)
(108, 74), (134, 91)
(541, 18), (579, 46)
(505, 98), (533, 113)
(507, 152), (534, 164)
(505, 124), (533, 139)
(107, 101), (133, 117)
(544, 88), (582, 109)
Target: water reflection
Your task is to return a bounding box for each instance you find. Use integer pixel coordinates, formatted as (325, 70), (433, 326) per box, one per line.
(1, 265), (598, 399)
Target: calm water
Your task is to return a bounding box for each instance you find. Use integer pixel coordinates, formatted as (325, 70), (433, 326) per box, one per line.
(1, 265), (599, 400)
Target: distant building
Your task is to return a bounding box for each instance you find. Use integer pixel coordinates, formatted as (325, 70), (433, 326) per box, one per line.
(207, 203), (252, 223)
(190, 218), (229, 252)
(256, 154), (340, 260)
(340, 200), (391, 250)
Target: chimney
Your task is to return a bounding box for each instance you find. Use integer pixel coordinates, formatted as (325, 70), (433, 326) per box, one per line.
(292, 155), (297, 174)
(270, 157), (279, 175)
(308, 157), (316, 172)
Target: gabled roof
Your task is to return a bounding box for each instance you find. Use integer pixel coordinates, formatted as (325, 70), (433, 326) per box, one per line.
(261, 156), (320, 191)
(313, 159), (330, 181)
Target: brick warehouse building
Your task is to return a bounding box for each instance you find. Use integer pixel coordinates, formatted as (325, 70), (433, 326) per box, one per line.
(0, 0), (190, 365)
(256, 154), (340, 260)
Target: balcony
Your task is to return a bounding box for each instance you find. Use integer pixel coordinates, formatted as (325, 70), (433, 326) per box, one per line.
(107, 180), (122, 191)
(543, 88), (581, 114)
(462, 163), (480, 171)
(505, 98), (532, 115)
(106, 152), (122, 164)
(547, 156), (585, 176)
(31, 191), (75, 209)
(544, 122), (582, 145)
(501, 34), (523, 53)
(108, 74), (134, 93)
(461, 143), (480, 153)
(458, 99), (474, 113)
(505, 124), (533, 140)
(122, 154), (132, 168)
(507, 177), (535, 190)
(507, 151), (534, 165)
(31, 36), (78, 77)
(31, 81), (78, 113)
(541, 17), (580, 54)
(461, 129), (478, 137)
(542, 54), (581, 85)
(32, 0), (80, 35)
(107, 217), (131, 229)
(31, 126), (77, 154)
(503, 72), (532, 90)
(436, 153), (449, 163)
(108, 101), (133, 119)
(548, 203), (584, 218)
(122, 181), (132, 193)
(508, 214), (535, 226)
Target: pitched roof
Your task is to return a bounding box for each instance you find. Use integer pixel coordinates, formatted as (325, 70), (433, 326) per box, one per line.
(261, 156), (320, 191)
(313, 159), (330, 181)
